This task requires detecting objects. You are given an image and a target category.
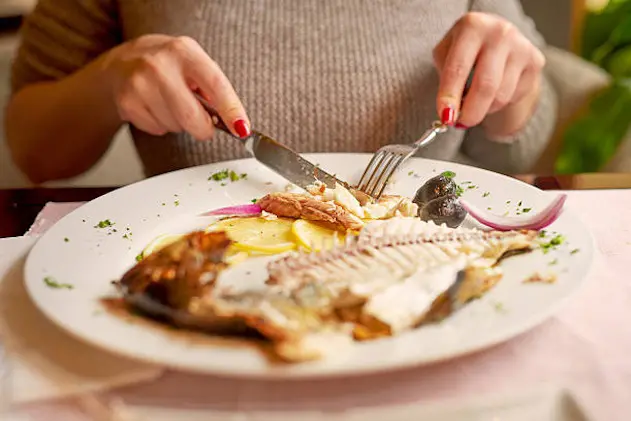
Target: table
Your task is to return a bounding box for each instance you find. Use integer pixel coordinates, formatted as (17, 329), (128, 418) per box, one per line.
(2, 174), (631, 420)
(3, 173), (631, 238)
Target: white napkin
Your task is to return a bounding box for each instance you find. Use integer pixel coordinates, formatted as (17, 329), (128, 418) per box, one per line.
(0, 237), (163, 405)
(77, 385), (590, 421)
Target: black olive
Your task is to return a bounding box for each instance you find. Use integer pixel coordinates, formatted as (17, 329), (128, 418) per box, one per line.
(413, 175), (458, 208)
(419, 194), (467, 228)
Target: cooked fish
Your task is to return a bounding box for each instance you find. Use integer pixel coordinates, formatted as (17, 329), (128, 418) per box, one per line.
(190, 287), (354, 362)
(258, 185), (418, 232)
(118, 231), (232, 310)
(115, 220), (538, 363)
(267, 219), (537, 339)
(257, 192), (365, 231)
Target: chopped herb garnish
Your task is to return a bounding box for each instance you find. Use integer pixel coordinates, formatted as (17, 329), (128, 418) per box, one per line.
(467, 184), (477, 190)
(549, 259), (558, 266)
(408, 170), (415, 176)
(220, 182), (227, 186)
(43, 276), (73, 290)
(455, 185), (465, 197)
(174, 200), (180, 206)
(540, 234), (565, 254)
(161, 203), (165, 206)
(517, 201), (522, 206)
(538, 230), (547, 238)
(482, 192), (490, 197)
(229, 170), (240, 181)
(210, 169), (248, 183)
(522, 208), (532, 213)
(94, 219), (114, 229)
(461, 181), (472, 185)
(506, 200), (511, 204)
(487, 207), (492, 210)
(570, 248), (580, 255)
(251, 199), (257, 203)
(493, 302), (507, 313)
(64, 237), (69, 242)
(135, 253), (143, 262)
(209, 170), (229, 181)
(441, 170), (456, 178)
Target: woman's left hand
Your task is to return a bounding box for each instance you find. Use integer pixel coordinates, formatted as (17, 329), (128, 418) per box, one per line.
(433, 12), (546, 136)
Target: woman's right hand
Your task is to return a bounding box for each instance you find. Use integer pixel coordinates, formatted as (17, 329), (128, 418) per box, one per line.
(99, 34), (250, 140)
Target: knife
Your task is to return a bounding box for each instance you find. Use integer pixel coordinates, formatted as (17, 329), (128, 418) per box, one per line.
(194, 93), (368, 199)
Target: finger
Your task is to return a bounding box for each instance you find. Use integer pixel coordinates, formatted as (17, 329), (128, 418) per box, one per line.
(487, 55), (523, 114)
(122, 100), (168, 136)
(511, 66), (538, 106)
(148, 50), (216, 141)
(458, 42), (509, 128)
(432, 30), (454, 73)
(436, 26), (483, 125)
(132, 74), (183, 133)
(178, 38), (251, 138)
(159, 75), (216, 141)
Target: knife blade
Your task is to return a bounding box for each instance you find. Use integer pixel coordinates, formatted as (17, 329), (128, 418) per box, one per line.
(194, 93), (359, 194)
(241, 131), (343, 191)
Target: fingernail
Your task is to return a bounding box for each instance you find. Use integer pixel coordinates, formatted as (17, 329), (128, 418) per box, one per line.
(455, 123), (469, 130)
(233, 119), (251, 138)
(441, 106), (456, 125)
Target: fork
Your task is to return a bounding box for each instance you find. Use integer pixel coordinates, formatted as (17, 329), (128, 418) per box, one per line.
(357, 70), (475, 200)
(356, 121), (448, 199)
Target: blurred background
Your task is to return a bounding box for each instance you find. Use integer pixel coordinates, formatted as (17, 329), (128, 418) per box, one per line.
(1, 0), (630, 188)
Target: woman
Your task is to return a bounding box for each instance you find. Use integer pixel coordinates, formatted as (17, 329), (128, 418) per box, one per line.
(5, 0), (556, 183)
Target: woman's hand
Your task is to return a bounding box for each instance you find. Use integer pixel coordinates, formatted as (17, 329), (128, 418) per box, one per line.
(99, 34), (250, 140)
(433, 12), (546, 137)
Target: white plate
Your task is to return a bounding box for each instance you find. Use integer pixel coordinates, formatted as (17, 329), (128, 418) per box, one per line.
(23, 154), (594, 379)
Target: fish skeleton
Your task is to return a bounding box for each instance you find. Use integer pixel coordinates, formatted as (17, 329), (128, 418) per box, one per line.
(115, 219), (538, 363)
(267, 218), (537, 340)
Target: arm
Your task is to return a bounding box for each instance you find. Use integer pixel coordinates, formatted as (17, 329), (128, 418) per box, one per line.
(5, 0), (123, 183)
(460, 0), (558, 174)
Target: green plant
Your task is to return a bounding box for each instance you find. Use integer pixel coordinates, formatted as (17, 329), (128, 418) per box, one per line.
(554, 0), (631, 173)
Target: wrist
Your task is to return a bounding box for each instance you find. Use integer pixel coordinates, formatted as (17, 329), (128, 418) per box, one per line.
(75, 49), (125, 126)
(481, 76), (542, 139)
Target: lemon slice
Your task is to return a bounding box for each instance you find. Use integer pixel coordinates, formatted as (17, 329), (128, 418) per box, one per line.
(224, 246), (250, 266)
(141, 234), (184, 258)
(292, 219), (344, 251)
(207, 217), (296, 254)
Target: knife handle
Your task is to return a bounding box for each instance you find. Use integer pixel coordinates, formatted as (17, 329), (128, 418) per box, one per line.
(192, 92), (236, 138)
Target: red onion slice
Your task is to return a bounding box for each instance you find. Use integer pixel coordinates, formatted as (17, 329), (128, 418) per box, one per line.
(200, 203), (262, 217)
(459, 194), (567, 231)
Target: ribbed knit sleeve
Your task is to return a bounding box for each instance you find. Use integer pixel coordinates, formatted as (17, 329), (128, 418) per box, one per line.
(459, 0), (559, 174)
(10, 0), (120, 94)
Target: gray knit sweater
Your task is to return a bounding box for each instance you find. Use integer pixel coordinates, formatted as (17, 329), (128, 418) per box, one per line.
(11, 0), (557, 177)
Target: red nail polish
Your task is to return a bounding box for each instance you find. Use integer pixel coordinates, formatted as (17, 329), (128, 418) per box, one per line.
(233, 119), (250, 138)
(455, 123), (469, 130)
(441, 107), (456, 125)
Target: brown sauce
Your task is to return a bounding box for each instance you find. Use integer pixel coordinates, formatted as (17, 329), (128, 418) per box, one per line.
(99, 297), (284, 363)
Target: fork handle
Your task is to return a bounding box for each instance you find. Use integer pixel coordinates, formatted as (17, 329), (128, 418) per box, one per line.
(412, 121), (448, 149)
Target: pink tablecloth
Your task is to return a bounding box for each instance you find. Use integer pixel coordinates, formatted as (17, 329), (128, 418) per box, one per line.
(17, 191), (631, 420)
